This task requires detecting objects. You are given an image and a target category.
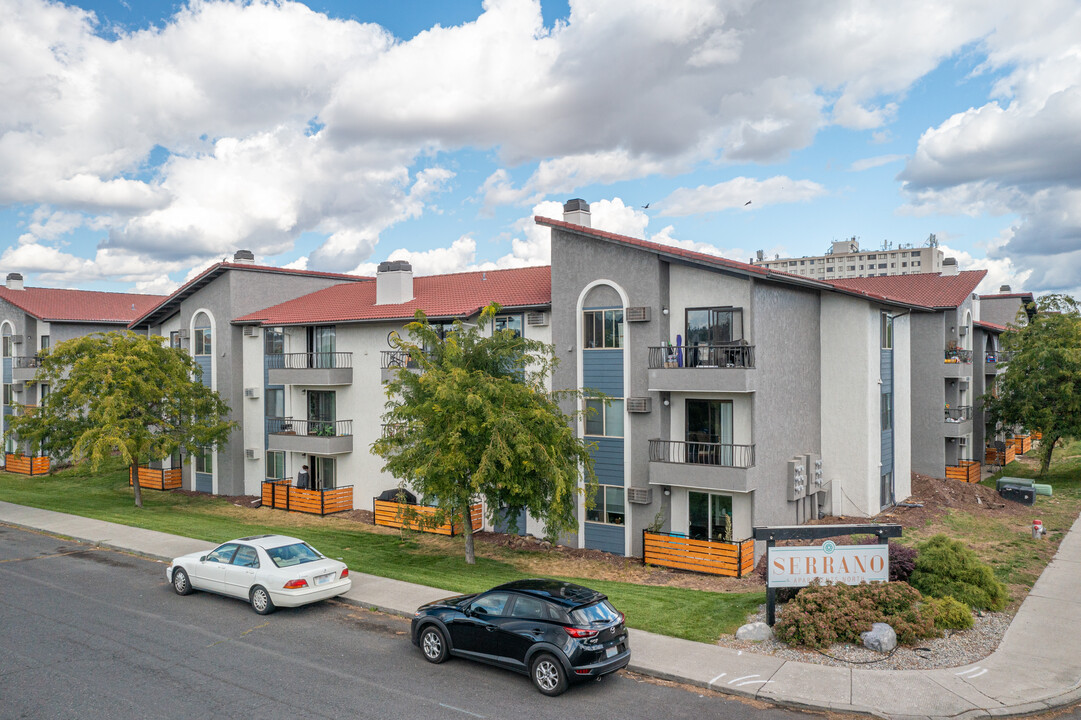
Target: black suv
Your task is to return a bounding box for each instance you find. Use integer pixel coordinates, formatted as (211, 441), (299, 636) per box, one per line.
(410, 578), (630, 695)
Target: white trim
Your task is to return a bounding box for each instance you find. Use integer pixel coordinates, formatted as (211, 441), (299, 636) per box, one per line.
(190, 308), (217, 492)
(574, 280), (632, 556)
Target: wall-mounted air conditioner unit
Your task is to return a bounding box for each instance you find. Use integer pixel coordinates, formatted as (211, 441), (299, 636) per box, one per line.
(626, 397), (652, 413)
(244, 388), (259, 399)
(627, 487), (653, 504)
(244, 448), (260, 460)
(177, 329), (189, 339)
(526, 311), (549, 326)
(243, 326), (257, 337)
(626, 306), (651, 322)
(958, 437), (968, 446)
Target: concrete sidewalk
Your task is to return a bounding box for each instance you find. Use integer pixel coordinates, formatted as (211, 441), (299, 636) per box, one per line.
(3, 499), (1079, 719)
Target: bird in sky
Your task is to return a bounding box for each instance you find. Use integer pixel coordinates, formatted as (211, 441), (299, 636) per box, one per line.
(744, 201), (752, 206)
(642, 202), (650, 209)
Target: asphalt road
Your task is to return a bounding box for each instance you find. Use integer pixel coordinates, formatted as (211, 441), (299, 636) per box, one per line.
(0, 524), (826, 720)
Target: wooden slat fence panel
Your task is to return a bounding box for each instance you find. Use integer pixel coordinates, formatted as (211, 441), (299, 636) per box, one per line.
(643, 531), (754, 577)
(1011, 435), (1032, 454)
(260, 480), (353, 516)
(985, 445), (1016, 465)
(128, 465), (183, 491)
(5, 454), (49, 475)
(374, 500), (483, 536)
(945, 460), (981, 483)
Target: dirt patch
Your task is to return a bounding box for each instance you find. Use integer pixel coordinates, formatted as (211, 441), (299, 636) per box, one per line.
(170, 488), (262, 508)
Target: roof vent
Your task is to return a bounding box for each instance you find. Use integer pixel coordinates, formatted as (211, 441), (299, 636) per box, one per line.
(563, 198), (591, 228)
(6, 273), (23, 290)
(999, 284), (1011, 293)
(376, 260), (414, 305)
(233, 249), (256, 264)
(941, 257), (959, 276)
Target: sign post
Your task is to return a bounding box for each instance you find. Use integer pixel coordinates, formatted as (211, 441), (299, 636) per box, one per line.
(753, 524), (902, 625)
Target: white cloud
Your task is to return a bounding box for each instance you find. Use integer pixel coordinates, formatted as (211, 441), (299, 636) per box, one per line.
(658, 176), (827, 216)
(850, 154), (907, 172)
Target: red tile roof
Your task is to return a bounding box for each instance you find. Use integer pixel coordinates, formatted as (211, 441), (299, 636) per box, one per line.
(979, 292), (1033, 300)
(130, 262), (369, 328)
(824, 271), (987, 309)
(233, 266), (551, 325)
(975, 320), (1008, 332)
(0, 286), (165, 323)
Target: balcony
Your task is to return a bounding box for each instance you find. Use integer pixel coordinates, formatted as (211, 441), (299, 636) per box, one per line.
(381, 350), (423, 383)
(12, 356), (42, 383)
(647, 344), (756, 393)
(267, 417), (353, 455)
(943, 348), (972, 378)
(943, 405), (973, 437)
(267, 352), (352, 386)
(647, 439), (756, 493)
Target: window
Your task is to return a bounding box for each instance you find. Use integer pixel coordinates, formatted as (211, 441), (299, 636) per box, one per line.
(470, 593), (511, 616)
(267, 543), (322, 568)
(195, 446), (213, 474)
(881, 393), (893, 430)
(233, 545), (260, 568)
(586, 485), (625, 525)
(913, 260), (921, 266)
(2, 385), (12, 405)
(266, 450), (285, 480)
(867, 254), (876, 260)
(169, 331), (181, 349)
(194, 326), (211, 356)
(311, 456), (335, 490)
(206, 543), (238, 564)
(583, 309), (623, 349)
(264, 327), (284, 355)
(686, 399), (735, 465)
(40, 384), (49, 403)
(689, 491), (733, 541)
(511, 595), (559, 621)
(686, 307), (743, 347)
(307, 390), (336, 434)
(808, 259), (815, 264)
(494, 314), (523, 338)
(881, 312), (893, 349)
(848, 265), (856, 271)
(799, 260), (805, 265)
(902, 262), (908, 267)
(265, 388), (284, 419)
(826, 267), (834, 272)
(39, 335), (49, 353)
(878, 263), (887, 269)
(584, 398), (624, 437)
(788, 261), (797, 266)
(308, 326), (336, 368)
(2, 335), (11, 357)
(859, 265), (864, 270)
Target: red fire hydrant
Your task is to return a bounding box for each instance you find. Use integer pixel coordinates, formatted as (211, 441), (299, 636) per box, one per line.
(1032, 519), (1044, 539)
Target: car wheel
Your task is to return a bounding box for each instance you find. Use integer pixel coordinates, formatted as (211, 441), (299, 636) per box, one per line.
(250, 585), (276, 615)
(172, 568), (193, 596)
(531, 653), (568, 696)
(419, 625), (449, 664)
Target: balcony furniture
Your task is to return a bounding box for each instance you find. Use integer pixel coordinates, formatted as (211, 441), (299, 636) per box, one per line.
(642, 530), (755, 577)
(261, 479), (353, 516)
(373, 499), (482, 536)
(128, 465), (182, 491)
(647, 343), (755, 370)
(3, 454), (49, 475)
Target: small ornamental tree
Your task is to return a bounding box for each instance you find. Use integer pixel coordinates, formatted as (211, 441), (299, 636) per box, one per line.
(983, 294), (1081, 475)
(5, 331), (235, 508)
(371, 304), (598, 565)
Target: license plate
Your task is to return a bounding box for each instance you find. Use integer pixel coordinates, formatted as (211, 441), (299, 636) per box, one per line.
(605, 646), (617, 658)
(315, 573), (334, 585)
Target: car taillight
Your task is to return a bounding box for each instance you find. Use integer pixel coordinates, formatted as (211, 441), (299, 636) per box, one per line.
(564, 626), (599, 639)
(616, 611), (625, 625)
(283, 579), (309, 589)
(340, 568), (349, 578)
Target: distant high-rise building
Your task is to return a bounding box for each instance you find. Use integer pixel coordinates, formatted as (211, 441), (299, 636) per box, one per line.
(751, 237), (945, 279)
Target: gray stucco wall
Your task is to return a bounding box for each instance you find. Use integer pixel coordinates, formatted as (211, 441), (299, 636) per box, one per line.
(910, 312), (945, 475)
(981, 297), (1027, 328)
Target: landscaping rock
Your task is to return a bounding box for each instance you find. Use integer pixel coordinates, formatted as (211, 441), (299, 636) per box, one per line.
(736, 621), (774, 642)
(861, 623), (897, 653)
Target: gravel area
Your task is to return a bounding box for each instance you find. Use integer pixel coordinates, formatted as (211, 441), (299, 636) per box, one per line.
(717, 605), (1013, 670)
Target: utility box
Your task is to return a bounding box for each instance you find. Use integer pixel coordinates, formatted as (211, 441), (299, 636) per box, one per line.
(999, 484), (1035, 505)
(787, 456), (807, 501)
(805, 453), (823, 495)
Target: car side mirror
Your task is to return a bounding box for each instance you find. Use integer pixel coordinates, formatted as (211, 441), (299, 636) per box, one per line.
(472, 606), (488, 616)
(199, 556), (206, 562)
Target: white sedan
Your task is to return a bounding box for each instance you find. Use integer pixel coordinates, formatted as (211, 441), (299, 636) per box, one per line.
(166, 534), (351, 614)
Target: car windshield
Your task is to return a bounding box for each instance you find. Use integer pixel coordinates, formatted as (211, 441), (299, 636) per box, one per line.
(570, 599), (620, 626)
(266, 542), (322, 568)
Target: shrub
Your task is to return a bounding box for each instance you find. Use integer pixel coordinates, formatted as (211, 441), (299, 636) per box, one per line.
(924, 596), (974, 631)
(909, 534), (1009, 611)
(889, 542), (918, 582)
(774, 580), (936, 649)
(753, 552), (800, 602)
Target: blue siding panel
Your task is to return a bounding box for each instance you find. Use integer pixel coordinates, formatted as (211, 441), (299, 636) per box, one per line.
(587, 437), (624, 486)
(582, 350), (623, 396)
(195, 472), (213, 493)
(494, 508), (527, 535)
(584, 522), (624, 555)
(880, 347), (894, 501)
(195, 356), (212, 388)
(3, 358), (10, 385)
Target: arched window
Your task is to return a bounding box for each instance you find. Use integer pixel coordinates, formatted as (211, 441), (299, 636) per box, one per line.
(193, 312), (211, 356)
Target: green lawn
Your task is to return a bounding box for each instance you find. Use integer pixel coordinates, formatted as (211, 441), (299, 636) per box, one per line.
(0, 459), (762, 644)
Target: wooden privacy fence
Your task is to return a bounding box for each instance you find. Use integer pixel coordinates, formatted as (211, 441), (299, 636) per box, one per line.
(129, 465), (182, 491)
(945, 459), (981, 483)
(985, 444), (1016, 466)
(4, 454), (49, 475)
(642, 530), (755, 577)
(373, 499), (483, 536)
(261, 479), (354, 516)
(1011, 435), (1032, 454)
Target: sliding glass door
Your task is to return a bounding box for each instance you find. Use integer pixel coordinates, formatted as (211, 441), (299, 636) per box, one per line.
(686, 399), (733, 465)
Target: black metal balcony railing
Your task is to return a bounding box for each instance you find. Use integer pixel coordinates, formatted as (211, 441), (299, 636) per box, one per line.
(12, 356), (44, 370)
(944, 348), (973, 363)
(648, 439), (756, 469)
(647, 344), (755, 370)
(380, 350), (421, 369)
(944, 406), (973, 423)
(266, 352), (352, 369)
(995, 351), (1016, 364)
(267, 417), (353, 437)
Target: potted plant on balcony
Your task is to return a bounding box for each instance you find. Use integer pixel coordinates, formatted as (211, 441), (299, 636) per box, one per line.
(312, 422), (336, 438)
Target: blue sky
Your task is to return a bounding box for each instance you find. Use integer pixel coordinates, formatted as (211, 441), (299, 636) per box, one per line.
(3, 0), (1080, 297)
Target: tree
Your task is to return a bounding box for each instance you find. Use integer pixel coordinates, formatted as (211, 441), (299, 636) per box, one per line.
(983, 294), (1081, 476)
(5, 331), (235, 507)
(371, 304), (598, 564)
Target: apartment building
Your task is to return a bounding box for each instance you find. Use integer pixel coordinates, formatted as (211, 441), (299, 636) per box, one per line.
(227, 262), (552, 525)
(0, 272), (164, 461)
(752, 238), (944, 280)
(539, 200), (933, 558)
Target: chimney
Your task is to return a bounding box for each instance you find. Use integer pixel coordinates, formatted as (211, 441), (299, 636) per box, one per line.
(999, 284), (1012, 293)
(376, 260), (414, 305)
(941, 257), (959, 276)
(6, 273), (24, 290)
(233, 249), (256, 264)
(563, 198), (591, 227)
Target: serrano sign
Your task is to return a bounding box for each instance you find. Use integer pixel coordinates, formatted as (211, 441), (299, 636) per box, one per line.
(767, 540), (889, 588)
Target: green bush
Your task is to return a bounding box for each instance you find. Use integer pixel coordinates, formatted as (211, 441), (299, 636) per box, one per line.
(924, 596), (975, 631)
(774, 580), (936, 649)
(909, 534), (1009, 611)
